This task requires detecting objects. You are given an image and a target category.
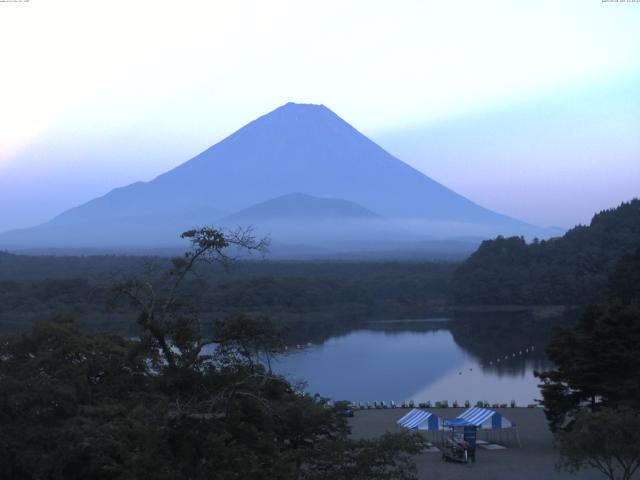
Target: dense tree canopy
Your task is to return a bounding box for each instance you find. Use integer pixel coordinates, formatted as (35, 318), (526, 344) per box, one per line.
(536, 248), (640, 431)
(451, 199), (640, 305)
(555, 407), (640, 480)
(0, 228), (425, 479)
(534, 248), (640, 480)
(0, 250), (455, 334)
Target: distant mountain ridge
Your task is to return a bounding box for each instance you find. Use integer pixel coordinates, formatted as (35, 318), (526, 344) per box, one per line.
(223, 193), (381, 223)
(0, 102), (557, 254)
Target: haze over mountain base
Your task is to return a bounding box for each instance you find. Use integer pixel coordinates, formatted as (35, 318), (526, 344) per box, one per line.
(0, 103), (562, 258)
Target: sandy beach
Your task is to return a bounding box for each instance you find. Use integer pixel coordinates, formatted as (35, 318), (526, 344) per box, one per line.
(349, 407), (605, 480)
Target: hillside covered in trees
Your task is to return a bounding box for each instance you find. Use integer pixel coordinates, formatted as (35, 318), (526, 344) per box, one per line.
(0, 252), (455, 335)
(451, 199), (640, 305)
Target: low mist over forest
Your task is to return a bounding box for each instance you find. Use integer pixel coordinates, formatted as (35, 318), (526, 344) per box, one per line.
(0, 103), (559, 257)
(1, 200), (637, 338)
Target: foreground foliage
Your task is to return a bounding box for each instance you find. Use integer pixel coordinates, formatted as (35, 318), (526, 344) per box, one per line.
(0, 228), (424, 479)
(537, 248), (640, 480)
(555, 408), (640, 480)
(537, 248), (640, 431)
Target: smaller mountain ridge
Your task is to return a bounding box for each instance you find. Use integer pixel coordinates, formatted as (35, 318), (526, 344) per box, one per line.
(223, 193), (382, 223)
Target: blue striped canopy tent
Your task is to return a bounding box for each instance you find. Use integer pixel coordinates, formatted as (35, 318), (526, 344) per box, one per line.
(397, 409), (441, 431)
(444, 407), (521, 447)
(444, 407), (514, 430)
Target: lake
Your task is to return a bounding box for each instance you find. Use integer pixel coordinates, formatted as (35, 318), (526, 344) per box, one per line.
(273, 319), (552, 406)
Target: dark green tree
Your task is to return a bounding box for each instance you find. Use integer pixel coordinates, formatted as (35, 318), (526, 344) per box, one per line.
(451, 199), (640, 305)
(555, 407), (640, 480)
(300, 432), (424, 480)
(0, 227), (425, 480)
(0, 316), (161, 479)
(533, 249), (640, 480)
(536, 248), (640, 431)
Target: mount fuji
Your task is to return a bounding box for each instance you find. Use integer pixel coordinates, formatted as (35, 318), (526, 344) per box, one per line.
(0, 102), (558, 256)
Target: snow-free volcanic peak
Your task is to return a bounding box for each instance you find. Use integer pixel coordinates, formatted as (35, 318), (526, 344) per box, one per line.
(0, 102), (552, 250)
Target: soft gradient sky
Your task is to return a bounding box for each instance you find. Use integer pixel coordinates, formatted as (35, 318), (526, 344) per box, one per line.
(1, 0), (639, 231)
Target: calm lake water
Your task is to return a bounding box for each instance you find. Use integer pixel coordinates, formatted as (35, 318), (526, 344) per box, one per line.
(273, 320), (551, 405)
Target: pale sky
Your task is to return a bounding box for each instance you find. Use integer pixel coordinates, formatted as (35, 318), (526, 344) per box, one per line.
(1, 0), (639, 231)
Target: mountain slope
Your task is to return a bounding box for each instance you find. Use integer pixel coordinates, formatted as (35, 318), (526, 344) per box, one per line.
(1, 102), (550, 250)
(73, 102), (519, 222)
(223, 193), (381, 223)
(451, 199), (640, 305)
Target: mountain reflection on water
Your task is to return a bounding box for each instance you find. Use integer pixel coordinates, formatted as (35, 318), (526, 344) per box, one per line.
(274, 313), (573, 405)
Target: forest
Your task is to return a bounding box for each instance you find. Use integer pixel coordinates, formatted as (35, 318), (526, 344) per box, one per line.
(2, 200), (639, 338)
(0, 251), (455, 337)
(1, 202), (639, 479)
(451, 199), (640, 305)
(0, 229), (426, 479)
